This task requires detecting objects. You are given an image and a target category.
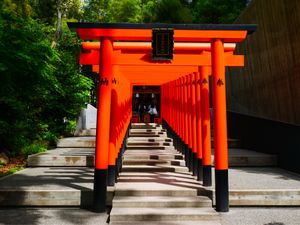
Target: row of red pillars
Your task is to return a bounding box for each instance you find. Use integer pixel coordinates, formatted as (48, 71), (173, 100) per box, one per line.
(161, 39), (229, 212)
(69, 21), (256, 215)
(94, 38), (231, 213)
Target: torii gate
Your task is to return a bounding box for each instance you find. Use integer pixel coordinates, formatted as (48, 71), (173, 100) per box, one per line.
(68, 22), (256, 213)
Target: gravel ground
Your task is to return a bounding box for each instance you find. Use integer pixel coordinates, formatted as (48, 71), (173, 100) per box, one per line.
(0, 207), (300, 225)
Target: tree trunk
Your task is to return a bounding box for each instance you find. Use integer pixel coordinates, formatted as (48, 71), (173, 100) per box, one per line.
(51, 6), (63, 48)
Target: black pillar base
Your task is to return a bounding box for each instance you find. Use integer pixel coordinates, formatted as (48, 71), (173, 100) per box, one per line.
(93, 169), (107, 212)
(197, 158), (203, 181)
(203, 165), (212, 186)
(192, 153), (198, 176)
(107, 165), (116, 186)
(188, 148), (193, 172)
(117, 152), (121, 174)
(177, 139), (181, 153)
(215, 169), (229, 212)
(115, 163), (119, 183)
(184, 144), (189, 167)
(179, 140), (184, 154)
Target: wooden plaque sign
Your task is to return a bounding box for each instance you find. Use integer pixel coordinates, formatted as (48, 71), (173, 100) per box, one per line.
(152, 29), (174, 60)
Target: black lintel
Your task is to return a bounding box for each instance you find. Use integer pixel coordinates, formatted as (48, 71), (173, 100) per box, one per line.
(68, 22), (257, 34)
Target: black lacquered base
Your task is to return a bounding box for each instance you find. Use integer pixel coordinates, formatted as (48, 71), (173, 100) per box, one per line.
(184, 144), (189, 168)
(93, 169), (107, 212)
(203, 165), (212, 186)
(192, 153), (198, 176)
(188, 148), (193, 172)
(196, 158), (203, 181)
(107, 165), (116, 186)
(215, 169), (229, 212)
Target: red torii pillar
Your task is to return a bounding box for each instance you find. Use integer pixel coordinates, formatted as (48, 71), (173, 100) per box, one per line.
(211, 39), (229, 212)
(199, 66), (212, 187)
(107, 72), (118, 187)
(180, 77), (186, 155)
(183, 75), (190, 169)
(194, 71), (203, 181)
(94, 38), (113, 212)
(190, 73), (198, 176)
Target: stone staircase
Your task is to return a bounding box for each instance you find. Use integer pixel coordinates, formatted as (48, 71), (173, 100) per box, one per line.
(109, 124), (221, 225)
(1, 123), (300, 210)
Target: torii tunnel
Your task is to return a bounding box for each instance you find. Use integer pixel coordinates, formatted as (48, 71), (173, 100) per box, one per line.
(68, 22), (256, 213)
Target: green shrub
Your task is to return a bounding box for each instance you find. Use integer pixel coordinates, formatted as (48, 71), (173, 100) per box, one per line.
(21, 142), (47, 156)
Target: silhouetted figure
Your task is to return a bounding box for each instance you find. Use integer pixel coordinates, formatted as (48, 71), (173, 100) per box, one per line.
(138, 102), (146, 122)
(148, 103), (158, 123)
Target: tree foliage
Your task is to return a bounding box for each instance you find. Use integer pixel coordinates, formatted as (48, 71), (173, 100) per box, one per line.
(0, 0), (91, 155)
(153, 0), (193, 23)
(108, 0), (142, 23)
(81, 0), (246, 24)
(82, 0), (110, 22)
(192, 0), (247, 24)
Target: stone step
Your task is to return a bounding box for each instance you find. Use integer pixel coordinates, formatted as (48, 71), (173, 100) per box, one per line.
(127, 137), (173, 142)
(127, 142), (173, 146)
(55, 137), (240, 149)
(129, 133), (167, 137)
(123, 153), (184, 160)
(110, 221), (221, 225)
(0, 189), (114, 207)
(228, 189), (300, 206)
(123, 159), (185, 166)
(126, 146), (174, 150)
(2, 168), (299, 207)
(57, 137), (95, 148)
(208, 167), (300, 206)
(114, 182), (198, 197)
(112, 195), (212, 208)
(131, 123), (162, 129)
(129, 132), (167, 137)
(124, 149), (179, 154)
(0, 167), (115, 206)
(27, 147), (276, 167)
(215, 148), (277, 167)
(28, 150), (276, 167)
(27, 148), (94, 167)
(74, 129), (96, 136)
(130, 128), (166, 132)
(28, 148), (183, 167)
(124, 149), (182, 156)
(28, 155), (94, 167)
(121, 165), (189, 173)
(172, 138), (241, 148)
(110, 207), (219, 222)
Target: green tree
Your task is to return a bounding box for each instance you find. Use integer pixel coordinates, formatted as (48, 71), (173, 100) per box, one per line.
(151, 0), (193, 23)
(31, 0), (82, 47)
(108, 0), (143, 23)
(0, 7), (58, 152)
(0, 1), (92, 155)
(43, 26), (92, 137)
(82, 0), (110, 22)
(192, 0), (247, 24)
(1, 0), (33, 18)
(141, 0), (157, 23)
